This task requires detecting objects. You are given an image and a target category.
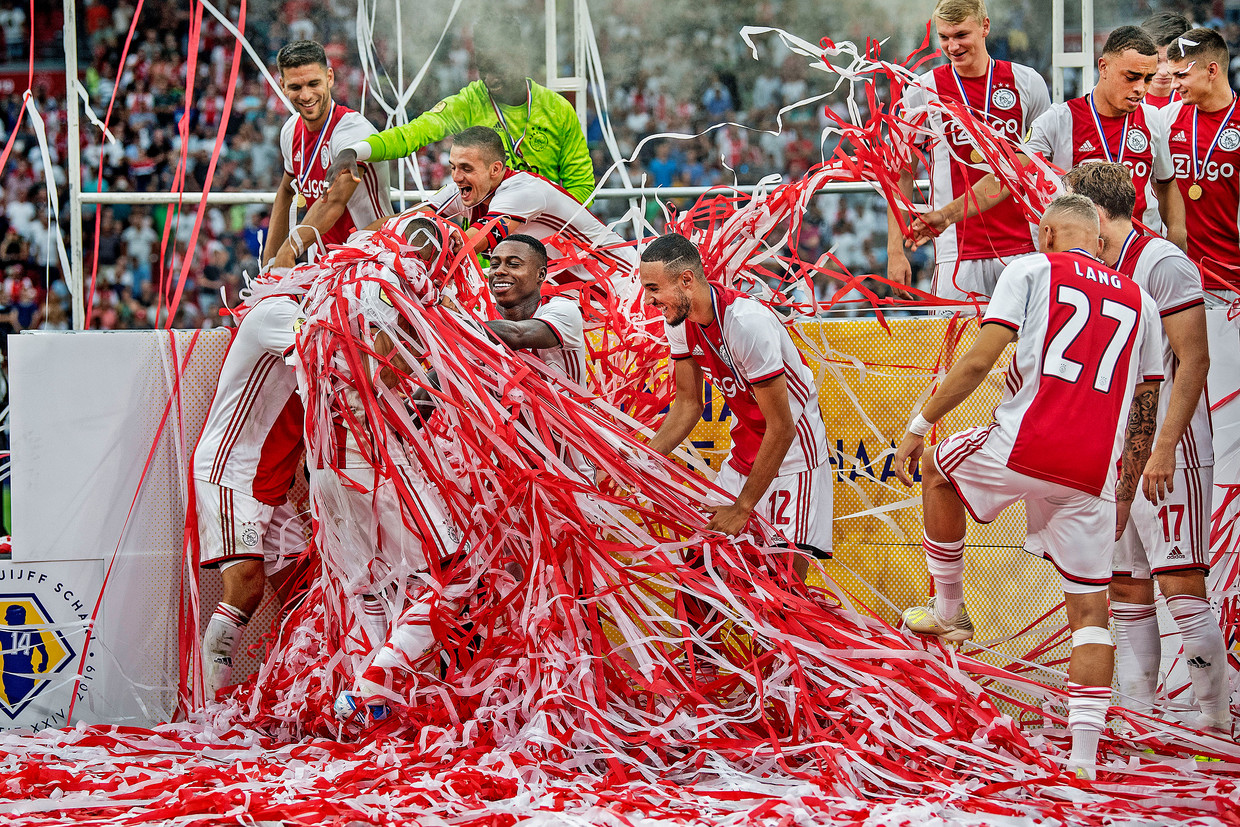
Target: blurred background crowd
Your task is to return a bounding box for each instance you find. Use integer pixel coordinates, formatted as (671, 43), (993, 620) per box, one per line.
(1, 0), (1238, 331)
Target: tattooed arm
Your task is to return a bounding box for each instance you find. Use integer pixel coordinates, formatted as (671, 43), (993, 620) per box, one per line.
(1115, 381), (1160, 540)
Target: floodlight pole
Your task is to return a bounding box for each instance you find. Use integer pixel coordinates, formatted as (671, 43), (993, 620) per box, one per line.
(63, 0), (86, 330)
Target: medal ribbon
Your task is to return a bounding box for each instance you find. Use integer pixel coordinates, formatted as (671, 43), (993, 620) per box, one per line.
(950, 59), (994, 120)
(1191, 94), (1238, 185)
(296, 99), (336, 202)
(1087, 93), (1129, 163)
(489, 80), (534, 164)
(1113, 229), (1140, 272)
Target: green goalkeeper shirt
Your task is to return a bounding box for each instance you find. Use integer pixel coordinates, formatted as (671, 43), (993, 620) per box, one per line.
(363, 79), (596, 203)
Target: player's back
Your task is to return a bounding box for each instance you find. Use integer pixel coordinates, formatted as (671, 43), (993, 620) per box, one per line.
(981, 251), (1163, 498)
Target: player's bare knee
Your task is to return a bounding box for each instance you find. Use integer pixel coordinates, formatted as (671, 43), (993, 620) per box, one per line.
(1155, 570), (1208, 600)
(919, 452), (949, 492)
(221, 560), (267, 615)
(1108, 574), (1154, 604)
(1064, 589), (1110, 631)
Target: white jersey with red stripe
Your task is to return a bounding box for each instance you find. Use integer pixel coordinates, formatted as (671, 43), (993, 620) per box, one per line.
(900, 60), (1050, 263)
(1027, 98), (1173, 234)
(488, 295), (591, 478)
(1112, 232), (1213, 468)
(192, 295), (304, 505)
(665, 285), (829, 477)
(429, 169), (638, 282)
(1144, 91), (1181, 109)
(977, 251), (1164, 500)
(528, 296), (587, 388)
(280, 104), (392, 248)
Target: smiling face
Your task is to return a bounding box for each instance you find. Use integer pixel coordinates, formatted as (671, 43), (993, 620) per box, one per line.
(1169, 55), (1214, 106)
(640, 260), (694, 327)
(449, 143), (505, 208)
(935, 15), (991, 76)
(487, 239), (545, 309)
(279, 62), (335, 129)
(1096, 49), (1158, 113)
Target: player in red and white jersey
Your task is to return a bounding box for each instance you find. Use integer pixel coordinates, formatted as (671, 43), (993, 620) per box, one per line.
(192, 293), (308, 699)
(888, 0), (1050, 301)
(1165, 28), (1240, 279)
(1026, 27), (1184, 245)
(913, 28), (1188, 265)
(1065, 163), (1229, 733)
(639, 233), (832, 583)
(264, 41), (392, 269)
(894, 196), (1163, 777)
(1141, 12), (1190, 109)
(423, 126), (637, 285)
(481, 234), (592, 480)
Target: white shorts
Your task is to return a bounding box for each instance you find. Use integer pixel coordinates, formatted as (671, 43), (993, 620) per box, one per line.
(313, 463), (463, 597)
(713, 460), (833, 557)
(195, 479), (310, 573)
(934, 426), (1112, 594)
(1114, 465), (1213, 578)
(932, 253), (1031, 304)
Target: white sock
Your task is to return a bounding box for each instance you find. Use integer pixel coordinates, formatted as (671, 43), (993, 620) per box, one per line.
(924, 536), (966, 618)
(1166, 594), (1232, 726)
(1111, 601), (1161, 714)
(203, 602), (249, 699)
(359, 595), (389, 650)
(1067, 682), (1110, 771)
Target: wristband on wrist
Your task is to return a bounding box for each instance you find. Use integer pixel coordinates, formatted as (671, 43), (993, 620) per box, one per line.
(908, 412), (933, 436)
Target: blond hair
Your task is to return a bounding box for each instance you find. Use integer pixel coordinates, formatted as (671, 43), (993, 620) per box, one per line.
(933, 0), (988, 26)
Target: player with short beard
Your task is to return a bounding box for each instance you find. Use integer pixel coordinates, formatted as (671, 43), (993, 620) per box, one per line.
(265, 40), (391, 270)
(637, 233), (832, 582)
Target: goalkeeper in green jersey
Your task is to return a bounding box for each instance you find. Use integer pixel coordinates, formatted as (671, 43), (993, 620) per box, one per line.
(325, 39), (595, 204)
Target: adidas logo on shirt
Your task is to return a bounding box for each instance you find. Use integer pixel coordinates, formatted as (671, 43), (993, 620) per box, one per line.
(1167, 546), (1185, 560)
(692, 345), (706, 357)
(1170, 130), (1188, 143)
(1078, 140), (1096, 153)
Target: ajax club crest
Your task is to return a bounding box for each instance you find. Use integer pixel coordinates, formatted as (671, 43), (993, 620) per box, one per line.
(990, 88), (1017, 111)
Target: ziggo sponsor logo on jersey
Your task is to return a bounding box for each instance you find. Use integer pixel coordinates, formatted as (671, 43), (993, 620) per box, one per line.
(701, 366), (749, 398)
(1171, 154), (1236, 182)
(1119, 157), (1152, 180)
(943, 114), (1021, 149)
(297, 177), (335, 201)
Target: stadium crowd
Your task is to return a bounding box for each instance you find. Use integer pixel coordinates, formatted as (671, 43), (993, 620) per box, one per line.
(0, 0), (1236, 331)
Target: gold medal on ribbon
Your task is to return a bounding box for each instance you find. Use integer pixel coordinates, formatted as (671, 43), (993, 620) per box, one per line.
(1188, 183), (1203, 201)
(295, 192), (307, 209)
(970, 149), (983, 163)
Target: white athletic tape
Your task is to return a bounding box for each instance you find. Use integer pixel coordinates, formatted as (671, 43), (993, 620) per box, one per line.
(908, 413), (933, 437)
(1071, 626), (1112, 648)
